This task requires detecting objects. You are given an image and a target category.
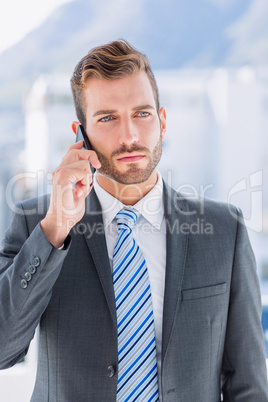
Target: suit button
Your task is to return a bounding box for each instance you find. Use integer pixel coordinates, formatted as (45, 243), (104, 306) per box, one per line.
(107, 365), (115, 378)
(32, 257), (40, 267)
(20, 279), (28, 289)
(28, 265), (36, 274)
(25, 272), (32, 281)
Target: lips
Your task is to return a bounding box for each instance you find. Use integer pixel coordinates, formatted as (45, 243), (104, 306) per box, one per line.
(116, 153), (146, 163)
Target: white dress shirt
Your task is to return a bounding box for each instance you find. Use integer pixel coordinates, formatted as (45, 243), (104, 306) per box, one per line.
(94, 172), (166, 398)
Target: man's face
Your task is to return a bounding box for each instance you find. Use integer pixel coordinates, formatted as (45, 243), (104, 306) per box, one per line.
(84, 71), (166, 185)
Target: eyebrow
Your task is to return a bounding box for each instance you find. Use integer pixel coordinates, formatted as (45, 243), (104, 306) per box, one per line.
(133, 104), (155, 111)
(93, 109), (117, 117)
(92, 104), (155, 118)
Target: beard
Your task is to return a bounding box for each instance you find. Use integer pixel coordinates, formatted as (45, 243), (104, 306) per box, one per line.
(94, 134), (162, 185)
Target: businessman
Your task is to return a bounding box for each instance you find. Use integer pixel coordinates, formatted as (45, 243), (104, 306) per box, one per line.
(0, 39), (267, 401)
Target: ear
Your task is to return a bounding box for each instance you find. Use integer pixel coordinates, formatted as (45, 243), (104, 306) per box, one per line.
(159, 107), (167, 140)
(72, 121), (80, 135)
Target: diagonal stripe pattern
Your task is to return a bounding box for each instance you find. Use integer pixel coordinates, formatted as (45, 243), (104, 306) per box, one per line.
(113, 207), (159, 402)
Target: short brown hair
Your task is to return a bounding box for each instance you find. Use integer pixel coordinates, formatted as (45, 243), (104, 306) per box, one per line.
(70, 39), (160, 128)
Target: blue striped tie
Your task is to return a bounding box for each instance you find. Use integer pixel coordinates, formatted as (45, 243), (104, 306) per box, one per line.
(113, 207), (159, 402)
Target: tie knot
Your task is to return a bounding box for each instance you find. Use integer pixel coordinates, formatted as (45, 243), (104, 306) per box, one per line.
(115, 207), (140, 231)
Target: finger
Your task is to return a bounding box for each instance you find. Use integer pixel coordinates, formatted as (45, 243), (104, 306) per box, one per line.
(74, 178), (92, 198)
(88, 153), (101, 170)
(59, 160), (92, 174)
(53, 166), (91, 186)
(61, 148), (101, 169)
(68, 140), (84, 150)
(80, 171), (92, 187)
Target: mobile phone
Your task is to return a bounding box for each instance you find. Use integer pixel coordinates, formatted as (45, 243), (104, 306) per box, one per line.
(76, 125), (96, 175)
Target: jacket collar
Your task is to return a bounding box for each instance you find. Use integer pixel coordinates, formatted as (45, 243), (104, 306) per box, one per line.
(161, 181), (189, 362)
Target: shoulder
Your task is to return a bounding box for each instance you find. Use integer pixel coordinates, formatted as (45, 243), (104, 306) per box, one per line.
(11, 194), (50, 232)
(163, 180), (238, 215)
(163, 180), (241, 232)
(18, 194), (50, 212)
(184, 193), (239, 219)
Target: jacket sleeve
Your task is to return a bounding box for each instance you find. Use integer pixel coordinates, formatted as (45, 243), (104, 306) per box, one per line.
(0, 202), (70, 369)
(221, 207), (268, 400)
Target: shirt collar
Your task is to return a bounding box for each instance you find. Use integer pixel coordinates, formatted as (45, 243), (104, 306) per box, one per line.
(94, 171), (164, 231)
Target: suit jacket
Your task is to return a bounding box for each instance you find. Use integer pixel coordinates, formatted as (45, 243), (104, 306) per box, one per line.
(0, 181), (267, 401)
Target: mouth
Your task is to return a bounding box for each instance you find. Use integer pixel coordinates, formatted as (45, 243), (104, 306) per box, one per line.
(116, 153), (146, 163)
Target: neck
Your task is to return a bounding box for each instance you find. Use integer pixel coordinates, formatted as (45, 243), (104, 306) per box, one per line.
(95, 171), (158, 205)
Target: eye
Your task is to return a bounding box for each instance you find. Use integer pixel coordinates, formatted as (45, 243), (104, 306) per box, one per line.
(137, 111), (150, 117)
(99, 115), (113, 122)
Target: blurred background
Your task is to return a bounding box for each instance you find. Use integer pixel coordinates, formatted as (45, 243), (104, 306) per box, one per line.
(0, 0), (268, 400)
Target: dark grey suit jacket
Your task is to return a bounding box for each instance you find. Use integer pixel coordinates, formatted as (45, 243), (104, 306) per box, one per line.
(0, 181), (267, 401)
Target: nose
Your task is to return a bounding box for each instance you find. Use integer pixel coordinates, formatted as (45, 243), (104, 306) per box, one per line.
(118, 116), (138, 146)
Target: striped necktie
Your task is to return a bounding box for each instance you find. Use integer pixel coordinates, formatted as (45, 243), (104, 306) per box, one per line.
(113, 207), (159, 402)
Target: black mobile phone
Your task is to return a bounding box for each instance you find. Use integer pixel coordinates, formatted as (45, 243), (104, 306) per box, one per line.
(76, 125), (96, 175)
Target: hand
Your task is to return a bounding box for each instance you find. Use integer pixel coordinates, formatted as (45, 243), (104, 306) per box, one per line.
(41, 141), (101, 248)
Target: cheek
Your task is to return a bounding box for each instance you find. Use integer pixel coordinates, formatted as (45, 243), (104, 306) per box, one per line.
(141, 126), (162, 146)
(87, 125), (112, 151)
(91, 121), (118, 141)
(94, 135), (116, 157)
(138, 118), (160, 135)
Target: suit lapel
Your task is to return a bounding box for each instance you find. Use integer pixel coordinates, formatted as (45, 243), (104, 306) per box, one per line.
(81, 189), (117, 329)
(162, 182), (189, 361)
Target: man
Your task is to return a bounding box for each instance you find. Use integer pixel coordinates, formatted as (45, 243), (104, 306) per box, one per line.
(0, 40), (267, 401)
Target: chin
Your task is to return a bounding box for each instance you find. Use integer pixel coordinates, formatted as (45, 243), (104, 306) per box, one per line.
(109, 166), (156, 185)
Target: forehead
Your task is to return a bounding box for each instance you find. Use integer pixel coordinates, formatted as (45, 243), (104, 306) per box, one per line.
(83, 71), (156, 111)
